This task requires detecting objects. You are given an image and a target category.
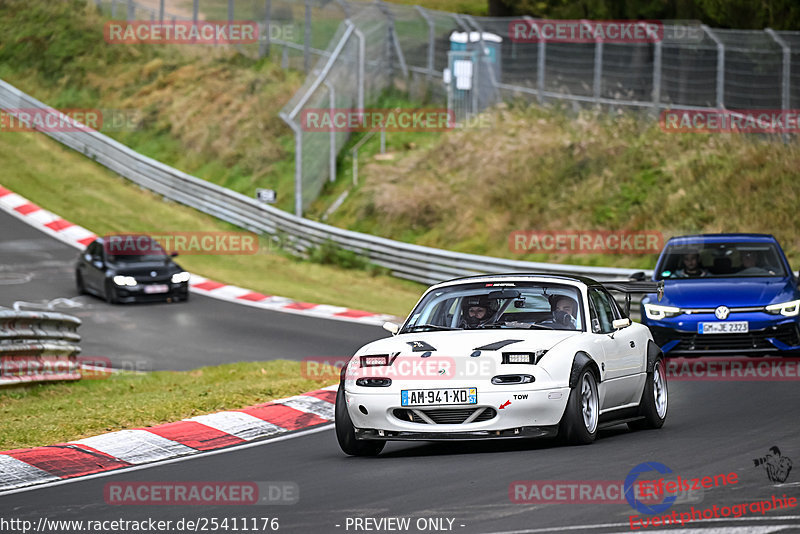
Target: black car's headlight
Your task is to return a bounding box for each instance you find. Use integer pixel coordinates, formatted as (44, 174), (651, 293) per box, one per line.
(113, 275), (137, 287)
(171, 272), (191, 283)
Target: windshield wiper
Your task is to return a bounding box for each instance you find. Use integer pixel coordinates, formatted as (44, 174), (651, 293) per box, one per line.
(405, 324), (457, 332)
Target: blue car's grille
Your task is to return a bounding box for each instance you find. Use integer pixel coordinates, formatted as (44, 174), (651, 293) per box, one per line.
(657, 324), (800, 354)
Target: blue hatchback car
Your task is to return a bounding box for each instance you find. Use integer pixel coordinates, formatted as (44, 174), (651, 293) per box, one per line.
(641, 234), (800, 355)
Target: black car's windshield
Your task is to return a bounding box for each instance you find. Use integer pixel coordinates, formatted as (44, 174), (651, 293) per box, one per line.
(401, 282), (584, 333)
(656, 242), (787, 280)
(107, 253), (168, 264)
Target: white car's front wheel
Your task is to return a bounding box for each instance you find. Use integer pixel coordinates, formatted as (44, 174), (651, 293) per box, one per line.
(335, 387), (386, 457)
(629, 358), (668, 430)
(559, 368), (599, 445)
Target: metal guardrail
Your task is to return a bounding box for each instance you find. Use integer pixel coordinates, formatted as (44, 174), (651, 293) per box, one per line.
(0, 78), (653, 287)
(0, 311), (82, 386)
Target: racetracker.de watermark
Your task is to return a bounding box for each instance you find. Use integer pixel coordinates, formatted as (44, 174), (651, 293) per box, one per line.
(509, 230), (663, 255)
(660, 109), (800, 134)
(508, 20), (663, 43)
(0, 108), (141, 132)
(301, 356), (503, 381)
(104, 482), (298, 505)
(300, 108), (455, 132)
(666, 357), (800, 381)
(509, 480), (702, 505)
(104, 21), (258, 44)
(103, 232), (258, 256)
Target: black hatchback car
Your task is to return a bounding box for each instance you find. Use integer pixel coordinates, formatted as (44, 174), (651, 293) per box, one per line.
(75, 236), (190, 304)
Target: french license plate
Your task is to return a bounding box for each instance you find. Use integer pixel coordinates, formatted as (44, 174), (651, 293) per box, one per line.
(401, 387), (477, 407)
(699, 321), (748, 334)
(144, 284), (169, 294)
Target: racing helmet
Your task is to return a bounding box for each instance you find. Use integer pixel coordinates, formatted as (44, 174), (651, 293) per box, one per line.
(461, 295), (496, 327)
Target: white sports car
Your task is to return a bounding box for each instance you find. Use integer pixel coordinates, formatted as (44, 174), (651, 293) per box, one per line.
(336, 273), (667, 456)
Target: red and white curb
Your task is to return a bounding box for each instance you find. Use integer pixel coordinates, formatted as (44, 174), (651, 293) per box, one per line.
(0, 385), (338, 493)
(0, 184), (399, 326)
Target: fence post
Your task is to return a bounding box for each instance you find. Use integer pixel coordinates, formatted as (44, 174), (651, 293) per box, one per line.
(415, 6), (435, 81)
(651, 24), (662, 113)
(765, 29), (791, 112)
(192, 0), (199, 23)
(260, 0), (271, 58)
(127, 0), (134, 21)
(111, 0), (118, 18)
(324, 79), (336, 183)
(353, 26), (365, 110)
(523, 17), (545, 104)
(159, 0), (165, 21)
(702, 25), (725, 108)
(280, 113), (304, 217)
(304, 0), (312, 72)
(228, 0), (234, 23)
(582, 20), (603, 106)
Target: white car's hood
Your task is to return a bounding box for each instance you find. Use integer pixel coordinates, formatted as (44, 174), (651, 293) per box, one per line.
(358, 329), (579, 357)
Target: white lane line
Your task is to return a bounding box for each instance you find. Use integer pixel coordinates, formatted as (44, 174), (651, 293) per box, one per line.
(0, 424), (333, 497)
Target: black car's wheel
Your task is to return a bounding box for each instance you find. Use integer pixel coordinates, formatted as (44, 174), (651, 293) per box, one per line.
(76, 272), (86, 295)
(629, 358), (668, 430)
(104, 280), (119, 304)
(335, 386), (385, 457)
(559, 367), (599, 445)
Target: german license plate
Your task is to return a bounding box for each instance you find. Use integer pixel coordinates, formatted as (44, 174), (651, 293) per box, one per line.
(401, 387), (477, 407)
(144, 284), (169, 294)
(699, 321), (748, 334)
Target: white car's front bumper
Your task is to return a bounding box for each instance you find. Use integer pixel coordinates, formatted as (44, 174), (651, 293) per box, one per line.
(344, 384), (571, 441)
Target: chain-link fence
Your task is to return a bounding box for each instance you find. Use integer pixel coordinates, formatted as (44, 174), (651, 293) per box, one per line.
(95, 0), (800, 215)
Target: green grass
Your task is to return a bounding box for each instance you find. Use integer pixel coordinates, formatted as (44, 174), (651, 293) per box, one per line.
(320, 103), (800, 270)
(0, 360), (336, 450)
(0, 130), (424, 316)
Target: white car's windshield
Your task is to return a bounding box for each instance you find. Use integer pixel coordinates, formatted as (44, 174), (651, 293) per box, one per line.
(402, 282), (584, 333)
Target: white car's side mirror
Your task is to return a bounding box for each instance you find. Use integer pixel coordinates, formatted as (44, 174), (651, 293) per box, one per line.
(382, 322), (400, 335)
(613, 318), (632, 329)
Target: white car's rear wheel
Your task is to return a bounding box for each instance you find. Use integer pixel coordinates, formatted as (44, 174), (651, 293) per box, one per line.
(629, 358), (668, 430)
(335, 386), (385, 457)
(559, 368), (599, 445)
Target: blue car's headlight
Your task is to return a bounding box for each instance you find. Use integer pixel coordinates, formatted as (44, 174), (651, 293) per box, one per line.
(643, 303), (681, 320)
(765, 299), (800, 317)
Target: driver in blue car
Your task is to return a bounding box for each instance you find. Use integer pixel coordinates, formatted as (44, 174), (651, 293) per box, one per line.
(675, 252), (709, 278)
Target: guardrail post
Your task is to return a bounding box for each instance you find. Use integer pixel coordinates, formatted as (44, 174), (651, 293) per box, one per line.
(260, 0), (272, 58)
(414, 6), (435, 81)
(304, 0), (312, 73)
(703, 25), (725, 108)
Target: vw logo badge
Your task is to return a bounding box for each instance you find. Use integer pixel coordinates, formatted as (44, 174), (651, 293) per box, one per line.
(715, 305), (730, 320)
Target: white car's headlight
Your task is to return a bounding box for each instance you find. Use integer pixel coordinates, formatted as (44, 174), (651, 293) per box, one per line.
(765, 299), (800, 317)
(171, 271), (191, 284)
(112, 275), (137, 287)
(643, 303), (681, 320)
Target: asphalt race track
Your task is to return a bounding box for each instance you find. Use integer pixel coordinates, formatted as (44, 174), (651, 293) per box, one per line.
(0, 209), (385, 371)
(2, 209), (800, 533)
